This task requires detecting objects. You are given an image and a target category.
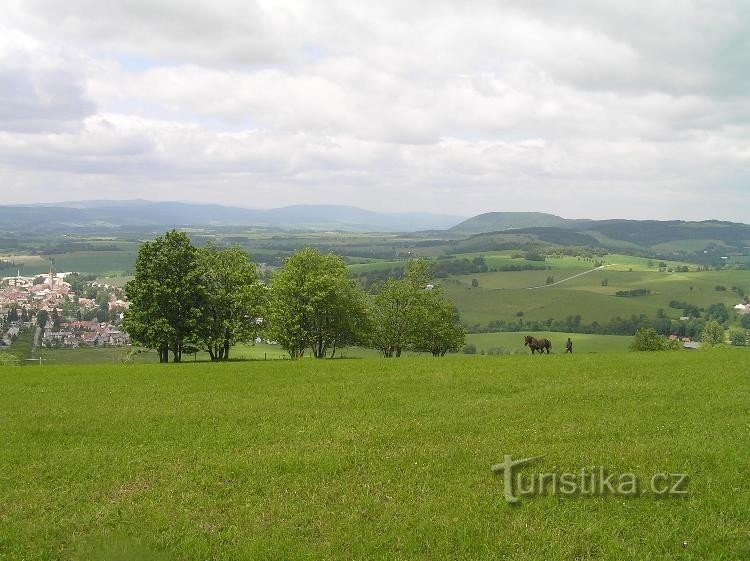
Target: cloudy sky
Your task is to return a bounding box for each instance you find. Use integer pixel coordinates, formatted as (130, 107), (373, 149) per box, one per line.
(1, 1), (748, 221)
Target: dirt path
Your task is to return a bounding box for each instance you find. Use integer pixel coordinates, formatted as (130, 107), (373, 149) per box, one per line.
(526, 264), (614, 290)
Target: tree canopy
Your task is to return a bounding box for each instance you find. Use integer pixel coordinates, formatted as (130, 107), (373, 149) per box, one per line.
(268, 248), (367, 358)
(124, 230), (203, 363)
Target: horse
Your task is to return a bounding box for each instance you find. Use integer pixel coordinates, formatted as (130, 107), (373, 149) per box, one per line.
(524, 335), (551, 354)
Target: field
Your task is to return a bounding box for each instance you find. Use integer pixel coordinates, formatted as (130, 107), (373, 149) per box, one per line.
(445, 256), (749, 329)
(465, 331), (632, 354)
(1, 351), (748, 560)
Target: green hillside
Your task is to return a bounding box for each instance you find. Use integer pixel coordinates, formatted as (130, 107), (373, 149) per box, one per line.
(1, 352), (747, 560)
(449, 212), (569, 235)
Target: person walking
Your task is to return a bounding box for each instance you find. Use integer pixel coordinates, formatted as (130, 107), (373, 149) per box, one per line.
(565, 338), (573, 353)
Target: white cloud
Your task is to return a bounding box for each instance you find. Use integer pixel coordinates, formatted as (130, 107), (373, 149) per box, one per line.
(0, 0), (748, 221)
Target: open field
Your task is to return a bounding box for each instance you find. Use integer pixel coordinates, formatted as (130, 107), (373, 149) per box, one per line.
(465, 331), (632, 354)
(0, 351), (748, 560)
(446, 266), (748, 329)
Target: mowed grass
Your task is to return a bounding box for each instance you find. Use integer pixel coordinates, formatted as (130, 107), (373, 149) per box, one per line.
(1, 352), (748, 560)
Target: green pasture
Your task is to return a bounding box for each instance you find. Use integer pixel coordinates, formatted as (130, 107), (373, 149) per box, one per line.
(465, 331), (632, 354)
(0, 351), (747, 560)
(446, 266), (748, 328)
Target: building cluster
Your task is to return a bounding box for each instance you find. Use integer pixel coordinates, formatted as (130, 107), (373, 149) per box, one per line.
(41, 320), (129, 349)
(0, 268), (131, 349)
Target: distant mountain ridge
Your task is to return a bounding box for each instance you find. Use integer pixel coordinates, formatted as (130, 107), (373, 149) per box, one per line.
(0, 201), (465, 233)
(448, 212), (574, 234)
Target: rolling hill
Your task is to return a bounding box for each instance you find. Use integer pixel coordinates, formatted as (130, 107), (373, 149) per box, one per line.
(0, 201), (465, 233)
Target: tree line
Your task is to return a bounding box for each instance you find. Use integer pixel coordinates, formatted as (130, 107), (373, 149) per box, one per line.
(123, 231), (464, 362)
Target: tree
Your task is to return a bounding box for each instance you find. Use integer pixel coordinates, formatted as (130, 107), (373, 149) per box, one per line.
(369, 259), (463, 357)
(194, 245), (266, 361)
(123, 230), (202, 363)
(36, 310), (49, 331)
(630, 328), (666, 351)
(50, 308), (61, 331)
(741, 314), (750, 330)
(412, 293), (465, 356)
(729, 329), (749, 346)
(700, 320), (724, 347)
(705, 303), (729, 324)
(369, 259), (431, 358)
(268, 248), (367, 359)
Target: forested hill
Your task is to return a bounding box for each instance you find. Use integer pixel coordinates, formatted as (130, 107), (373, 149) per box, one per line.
(448, 213), (750, 253)
(0, 201), (464, 233)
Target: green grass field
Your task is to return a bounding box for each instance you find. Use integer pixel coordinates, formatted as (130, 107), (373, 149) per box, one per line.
(465, 331), (632, 354)
(0, 351), (748, 560)
(446, 265), (748, 328)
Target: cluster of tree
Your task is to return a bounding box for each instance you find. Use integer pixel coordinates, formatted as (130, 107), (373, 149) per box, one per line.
(124, 231), (264, 362)
(730, 329), (750, 346)
(123, 231), (464, 362)
(631, 320), (726, 351)
(4, 305), (30, 324)
(367, 260), (464, 357)
(353, 257), (549, 289)
(615, 289), (651, 297)
(64, 273), (98, 296)
(432, 256), (489, 277)
(473, 314), (655, 336)
(630, 328), (681, 351)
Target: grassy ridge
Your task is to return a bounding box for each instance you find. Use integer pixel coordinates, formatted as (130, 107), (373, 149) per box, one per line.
(0, 352), (748, 560)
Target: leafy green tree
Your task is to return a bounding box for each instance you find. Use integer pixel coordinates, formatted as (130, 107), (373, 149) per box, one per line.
(412, 293), (465, 356)
(36, 310), (48, 331)
(705, 303), (729, 324)
(50, 308), (61, 331)
(369, 259), (463, 357)
(740, 314), (750, 330)
(630, 328), (666, 351)
(369, 259), (432, 358)
(123, 230), (202, 363)
(700, 320), (724, 347)
(195, 245), (266, 361)
(729, 329), (749, 346)
(268, 248), (367, 359)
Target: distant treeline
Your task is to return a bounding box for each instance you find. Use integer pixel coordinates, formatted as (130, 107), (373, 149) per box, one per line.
(470, 299), (742, 338)
(352, 256), (550, 289)
(615, 289), (652, 297)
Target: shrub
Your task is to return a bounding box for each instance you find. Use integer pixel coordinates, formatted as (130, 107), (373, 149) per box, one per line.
(729, 330), (748, 347)
(462, 343), (477, 355)
(630, 328), (666, 351)
(700, 321), (725, 347)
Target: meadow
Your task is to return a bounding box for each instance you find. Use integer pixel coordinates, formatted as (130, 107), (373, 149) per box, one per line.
(464, 331), (632, 354)
(0, 351), (748, 560)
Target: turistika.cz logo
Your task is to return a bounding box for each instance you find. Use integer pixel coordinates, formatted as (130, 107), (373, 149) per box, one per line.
(491, 455), (688, 504)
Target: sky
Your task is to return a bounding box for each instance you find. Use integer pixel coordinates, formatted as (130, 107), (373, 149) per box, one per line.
(0, 0), (748, 221)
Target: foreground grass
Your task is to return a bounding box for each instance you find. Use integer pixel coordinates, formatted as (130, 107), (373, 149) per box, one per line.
(0, 352), (748, 560)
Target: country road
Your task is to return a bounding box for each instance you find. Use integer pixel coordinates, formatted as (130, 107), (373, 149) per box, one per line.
(526, 264), (614, 290)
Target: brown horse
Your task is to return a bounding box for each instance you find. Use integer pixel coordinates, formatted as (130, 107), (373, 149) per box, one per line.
(524, 335), (551, 354)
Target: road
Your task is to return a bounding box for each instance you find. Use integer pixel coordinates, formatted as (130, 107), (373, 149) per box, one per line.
(526, 264), (614, 290)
